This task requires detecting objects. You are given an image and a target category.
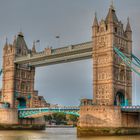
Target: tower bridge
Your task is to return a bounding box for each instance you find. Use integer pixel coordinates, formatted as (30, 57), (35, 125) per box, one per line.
(0, 3), (140, 135)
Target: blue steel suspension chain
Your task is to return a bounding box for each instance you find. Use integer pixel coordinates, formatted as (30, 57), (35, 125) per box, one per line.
(114, 47), (140, 76)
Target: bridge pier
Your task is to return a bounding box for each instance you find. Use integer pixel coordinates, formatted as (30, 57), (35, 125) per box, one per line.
(0, 108), (45, 130)
(77, 105), (140, 136)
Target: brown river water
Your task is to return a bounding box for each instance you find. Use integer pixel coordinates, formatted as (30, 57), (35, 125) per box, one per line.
(0, 128), (140, 140)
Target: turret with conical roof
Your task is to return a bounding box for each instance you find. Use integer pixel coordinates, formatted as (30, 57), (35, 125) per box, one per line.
(32, 41), (36, 54)
(105, 4), (118, 24)
(93, 12), (98, 27)
(92, 12), (99, 37)
(125, 17), (132, 41)
(15, 32), (29, 56)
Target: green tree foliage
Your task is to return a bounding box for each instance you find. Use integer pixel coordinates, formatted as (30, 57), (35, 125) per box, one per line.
(44, 112), (67, 125)
(69, 114), (78, 126)
(44, 114), (52, 122)
(69, 114), (78, 122)
(53, 112), (66, 125)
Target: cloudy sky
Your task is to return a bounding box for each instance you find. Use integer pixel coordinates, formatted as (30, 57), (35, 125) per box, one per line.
(0, 0), (140, 106)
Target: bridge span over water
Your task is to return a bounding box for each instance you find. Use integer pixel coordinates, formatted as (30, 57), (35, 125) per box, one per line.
(18, 106), (140, 119)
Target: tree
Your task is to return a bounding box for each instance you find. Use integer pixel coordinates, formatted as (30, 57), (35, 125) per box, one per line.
(69, 115), (78, 126)
(52, 112), (66, 125)
(44, 114), (52, 124)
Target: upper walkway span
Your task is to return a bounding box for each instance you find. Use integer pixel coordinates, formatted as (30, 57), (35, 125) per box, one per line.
(14, 41), (92, 67)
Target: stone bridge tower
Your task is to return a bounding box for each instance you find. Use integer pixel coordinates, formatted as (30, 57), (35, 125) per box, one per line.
(2, 32), (35, 108)
(92, 5), (132, 106)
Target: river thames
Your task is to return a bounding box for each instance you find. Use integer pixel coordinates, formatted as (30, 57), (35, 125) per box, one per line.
(0, 128), (140, 140)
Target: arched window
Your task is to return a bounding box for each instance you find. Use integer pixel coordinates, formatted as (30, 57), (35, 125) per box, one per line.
(17, 97), (26, 108)
(114, 92), (125, 106)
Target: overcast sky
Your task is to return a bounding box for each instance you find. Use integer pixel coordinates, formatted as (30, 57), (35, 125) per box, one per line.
(0, 0), (140, 106)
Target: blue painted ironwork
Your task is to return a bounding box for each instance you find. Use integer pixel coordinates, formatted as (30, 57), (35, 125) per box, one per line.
(114, 92), (125, 106)
(14, 92), (18, 98)
(0, 69), (2, 76)
(17, 98), (26, 109)
(121, 106), (140, 112)
(18, 107), (80, 118)
(131, 53), (140, 66)
(28, 94), (31, 99)
(114, 47), (140, 76)
(124, 99), (129, 106)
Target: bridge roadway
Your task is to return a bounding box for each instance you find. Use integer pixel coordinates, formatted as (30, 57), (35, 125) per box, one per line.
(18, 106), (140, 119)
(14, 41), (92, 67)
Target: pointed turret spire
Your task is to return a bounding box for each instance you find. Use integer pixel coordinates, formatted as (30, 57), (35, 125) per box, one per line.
(5, 37), (8, 45)
(32, 41), (36, 53)
(93, 12), (98, 27)
(110, 0), (114, 10)
(18, 31), (24, 37)
(4, 36), (8, 50)
(105, 2), (118, 24)
(126, 17), (132, 32)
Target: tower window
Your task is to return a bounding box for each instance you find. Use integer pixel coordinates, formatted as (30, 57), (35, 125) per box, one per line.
(114, 27), (117, 33)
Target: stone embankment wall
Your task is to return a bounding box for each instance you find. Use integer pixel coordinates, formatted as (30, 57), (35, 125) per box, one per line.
(0, 109), (18, 124)
(78, 105), (140, 136)
(79, 105), (122, 127)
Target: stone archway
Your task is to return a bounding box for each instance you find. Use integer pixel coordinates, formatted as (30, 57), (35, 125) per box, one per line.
(114, 91), (125, 106)
(17, 97), (26, 109)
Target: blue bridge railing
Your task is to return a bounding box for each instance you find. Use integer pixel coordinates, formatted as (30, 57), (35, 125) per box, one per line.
(18, 107), (80, 118)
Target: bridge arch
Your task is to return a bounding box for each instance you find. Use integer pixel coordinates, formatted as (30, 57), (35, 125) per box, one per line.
(114, 90), (125, 106)
(17, 97), (26, 109)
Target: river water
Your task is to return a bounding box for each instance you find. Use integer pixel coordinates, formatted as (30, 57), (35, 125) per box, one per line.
(0, 128), (140, 140)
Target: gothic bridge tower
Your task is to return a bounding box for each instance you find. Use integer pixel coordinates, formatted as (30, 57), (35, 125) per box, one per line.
(92, 5), (132, 106)
(2, 32), (35, 108)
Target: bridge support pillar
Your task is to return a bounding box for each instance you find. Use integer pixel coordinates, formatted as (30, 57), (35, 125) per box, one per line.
(0, 108), (18, 124)
(77, 105), (140, 136)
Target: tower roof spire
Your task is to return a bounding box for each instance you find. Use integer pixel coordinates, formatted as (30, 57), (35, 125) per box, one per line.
(106, 1), (118, 24)
(5, 36), (8, 45)
(110, 0), (114, 9)
(126, 17), (132, 32)
(93, 12), (98, 27)
(32, 41), (36, 53)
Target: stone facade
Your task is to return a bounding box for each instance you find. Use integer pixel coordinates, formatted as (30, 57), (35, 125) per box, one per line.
(79, 105), (122, 128)
(0, 108), (18, 124)
(77, 5), (140, 136)
(32, 90), (50, 108)
(92, 5), (132, 106)
(2, 32), (48, 108)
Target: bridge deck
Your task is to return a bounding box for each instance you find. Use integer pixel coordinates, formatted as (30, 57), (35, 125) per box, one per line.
(14, 41), (92, 67)
(121, 106), (140, 112)
(18, 107), (80, 118)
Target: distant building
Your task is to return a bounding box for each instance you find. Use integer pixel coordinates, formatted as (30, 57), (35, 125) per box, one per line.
(32, 90), (50, 108)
